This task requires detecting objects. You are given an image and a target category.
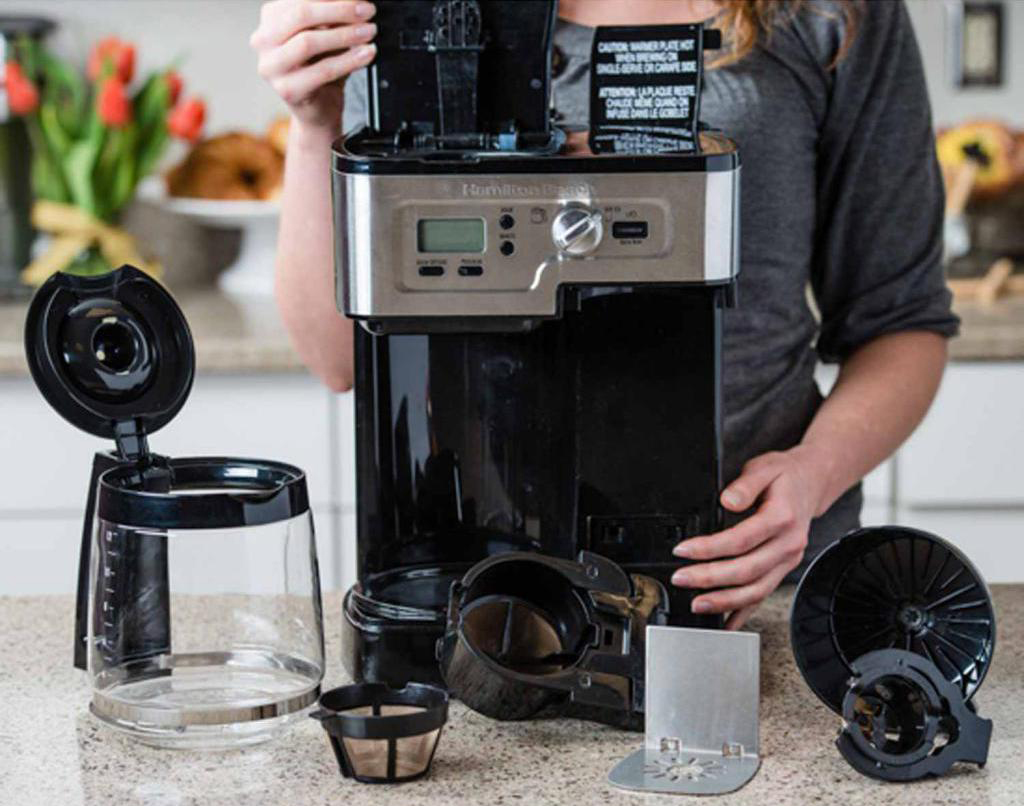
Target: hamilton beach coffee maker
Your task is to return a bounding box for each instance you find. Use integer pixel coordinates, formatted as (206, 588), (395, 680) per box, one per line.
(334, 0), (740, 692)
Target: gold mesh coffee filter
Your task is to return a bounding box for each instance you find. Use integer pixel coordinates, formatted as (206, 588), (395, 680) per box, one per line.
(311, 684), (448, 784)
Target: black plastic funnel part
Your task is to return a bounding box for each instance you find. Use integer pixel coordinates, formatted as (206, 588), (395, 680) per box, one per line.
(24, 265), (195, 445)
(311, 683), (449, 784)
(836, 648), (992, 781)
(791, 526), (996, 714)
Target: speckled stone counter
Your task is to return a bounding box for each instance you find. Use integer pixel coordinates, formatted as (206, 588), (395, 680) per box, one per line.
(1, 291), (1022, 376)
(2, 587), (1022, 806)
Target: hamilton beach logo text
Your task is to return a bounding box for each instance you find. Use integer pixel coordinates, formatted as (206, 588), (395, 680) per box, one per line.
(459, 181), (595, 197)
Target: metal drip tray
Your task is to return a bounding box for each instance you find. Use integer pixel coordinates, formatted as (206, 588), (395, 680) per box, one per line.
(609, 626), (761, 796)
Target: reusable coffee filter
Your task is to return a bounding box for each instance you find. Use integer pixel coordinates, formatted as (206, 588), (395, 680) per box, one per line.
(311, 683), (449, 784)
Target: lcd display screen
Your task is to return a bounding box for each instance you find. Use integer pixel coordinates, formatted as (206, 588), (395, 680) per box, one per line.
(417, 218), (486, 253)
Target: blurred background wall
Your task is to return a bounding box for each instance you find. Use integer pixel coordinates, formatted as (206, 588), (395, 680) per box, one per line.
(2, 0), (1020, 134)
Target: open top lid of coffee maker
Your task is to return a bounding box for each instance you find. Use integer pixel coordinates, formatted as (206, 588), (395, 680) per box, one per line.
(23, 265), (194, 454)
(343, 0), (561, 159)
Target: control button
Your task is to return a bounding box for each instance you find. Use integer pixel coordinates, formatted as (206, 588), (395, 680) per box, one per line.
(458, 265), (483, 277)
(612, 220), (649, 240)
(499, 240), (515, 256)
(418, 265), (445, 277)
(499, 214), (516, 230)
(551, 205), (603, 256)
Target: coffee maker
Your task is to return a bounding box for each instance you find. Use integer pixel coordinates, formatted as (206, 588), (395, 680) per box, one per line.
(334, 0), (740, 687)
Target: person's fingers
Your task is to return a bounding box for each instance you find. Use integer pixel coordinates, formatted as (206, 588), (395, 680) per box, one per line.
(689, 552), (798, 614)
(270, 43), (375, 104)
(671, 530), (801, 589)
(258, 22), (376, 79)
(251, 0), (375, 49)
(720, 452), (786, 512)
(673, 497), (795, 560)
(724, 604), (758, 630)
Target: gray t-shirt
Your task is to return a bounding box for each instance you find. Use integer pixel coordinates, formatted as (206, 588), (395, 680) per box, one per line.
(342, 1), (958, 578)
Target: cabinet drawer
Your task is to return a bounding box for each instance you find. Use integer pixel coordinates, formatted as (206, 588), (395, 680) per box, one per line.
(900, 363), (1024, 506)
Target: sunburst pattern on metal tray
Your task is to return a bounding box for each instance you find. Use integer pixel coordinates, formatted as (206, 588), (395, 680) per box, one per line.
(645, 756), (724, 782)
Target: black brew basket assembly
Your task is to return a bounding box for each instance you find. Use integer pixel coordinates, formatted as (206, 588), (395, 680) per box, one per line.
(791, 526), (996, 781)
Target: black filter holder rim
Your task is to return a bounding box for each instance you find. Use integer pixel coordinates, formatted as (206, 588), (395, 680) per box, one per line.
(96, 456), (310, 529)
(790, 526), (996, 714)
(24, 266), (195, 443)
(311, 683), (449, 784)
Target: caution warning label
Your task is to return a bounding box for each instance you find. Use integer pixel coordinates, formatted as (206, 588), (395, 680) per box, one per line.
(588, 24), (709, 155)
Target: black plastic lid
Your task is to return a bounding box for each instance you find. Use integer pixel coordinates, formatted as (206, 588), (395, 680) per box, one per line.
(24, 266), (195, 444)
(366, 0), (557, 141)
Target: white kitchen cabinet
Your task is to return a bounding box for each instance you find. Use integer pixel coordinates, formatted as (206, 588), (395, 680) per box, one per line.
(900, 363), (1024, 507)
(892, 508), (1024, 585)
(0, 517), (82, 595)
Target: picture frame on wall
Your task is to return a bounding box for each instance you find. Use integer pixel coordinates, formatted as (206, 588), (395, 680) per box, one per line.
(947, 0), (1005, 88)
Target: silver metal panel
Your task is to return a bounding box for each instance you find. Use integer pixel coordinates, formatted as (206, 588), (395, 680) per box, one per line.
(337, 167), (739, 319)
(608, 626), (761, 796)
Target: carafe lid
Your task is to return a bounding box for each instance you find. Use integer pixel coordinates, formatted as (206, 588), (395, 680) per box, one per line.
(24, 266), (194, 446)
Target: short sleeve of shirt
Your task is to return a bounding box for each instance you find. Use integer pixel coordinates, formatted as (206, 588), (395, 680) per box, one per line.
(808, 0), (959, 362)
(342, 68), (370, 133)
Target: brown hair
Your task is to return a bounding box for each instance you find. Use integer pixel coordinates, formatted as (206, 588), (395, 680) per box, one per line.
(711, 0), (864, 68)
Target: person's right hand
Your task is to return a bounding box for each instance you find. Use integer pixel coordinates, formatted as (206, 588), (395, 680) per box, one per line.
(251, 0), (377, 132)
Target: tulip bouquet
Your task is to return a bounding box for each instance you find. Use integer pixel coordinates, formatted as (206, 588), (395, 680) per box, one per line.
(2, 35), (206, 283)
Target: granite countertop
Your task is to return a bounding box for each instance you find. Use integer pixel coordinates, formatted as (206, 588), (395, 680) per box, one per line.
(1, 289), (1022, 377)
(1, 587), (1022, 806)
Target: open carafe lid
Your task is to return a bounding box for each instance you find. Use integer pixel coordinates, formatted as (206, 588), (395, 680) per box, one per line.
(24, 266), (194, 453)
(352, 0), (560, 156)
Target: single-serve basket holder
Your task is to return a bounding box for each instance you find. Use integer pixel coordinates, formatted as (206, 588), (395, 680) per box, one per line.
(312, 683), (449, 784)
(791, 526), (995, 781)
(437, 550), (669, 728)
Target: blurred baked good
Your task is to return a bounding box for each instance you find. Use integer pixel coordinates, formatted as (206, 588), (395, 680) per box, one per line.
(166, 132), (283, 201)
(936, 121), (1024, 200)
(267, 116), (289, 155)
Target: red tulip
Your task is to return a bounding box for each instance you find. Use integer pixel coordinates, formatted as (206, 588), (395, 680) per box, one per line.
(88, 37), (135, 84)
(168, 97), (205, 143)
(165, 70), (183, 106)
(3, 61), (40, 116)
(98, 76), (132, 127)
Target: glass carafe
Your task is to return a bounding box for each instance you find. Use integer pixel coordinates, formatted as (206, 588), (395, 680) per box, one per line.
(87, 457), (324, 749)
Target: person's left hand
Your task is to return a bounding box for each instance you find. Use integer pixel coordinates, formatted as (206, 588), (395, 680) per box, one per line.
(670, 445), (830, 630)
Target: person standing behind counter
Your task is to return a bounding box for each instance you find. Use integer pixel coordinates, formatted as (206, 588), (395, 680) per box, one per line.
(251, 0), (957, 629)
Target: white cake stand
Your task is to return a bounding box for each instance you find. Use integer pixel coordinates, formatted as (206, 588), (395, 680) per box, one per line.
(137, 177), (281, 296)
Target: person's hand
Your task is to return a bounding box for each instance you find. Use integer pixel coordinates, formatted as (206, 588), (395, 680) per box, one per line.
(671, 445), (831, 630)
(251, 0), (377, 132)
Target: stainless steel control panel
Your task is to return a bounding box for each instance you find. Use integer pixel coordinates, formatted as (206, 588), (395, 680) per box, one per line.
(337, 166), (739, 319)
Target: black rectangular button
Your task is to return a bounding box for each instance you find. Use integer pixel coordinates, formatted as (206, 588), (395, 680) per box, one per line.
(458, 265), (483, 277)
(612, 221), (649, 239)
(418, 265), (445, 277)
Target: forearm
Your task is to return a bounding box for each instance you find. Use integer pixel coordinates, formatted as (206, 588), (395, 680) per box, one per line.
(797, 330), (949, 516)
(275, 120), (355, 392)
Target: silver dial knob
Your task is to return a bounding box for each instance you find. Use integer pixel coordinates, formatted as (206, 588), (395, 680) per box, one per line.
(552, 205), (603, 256)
